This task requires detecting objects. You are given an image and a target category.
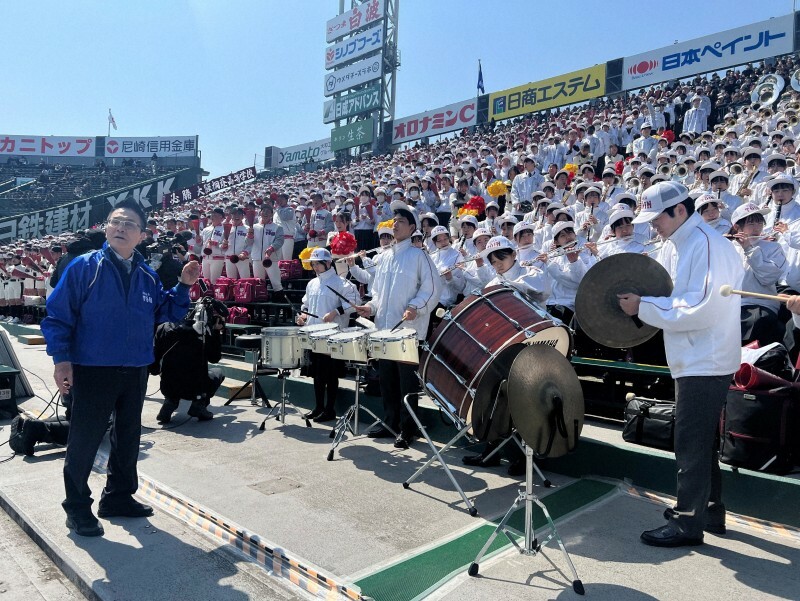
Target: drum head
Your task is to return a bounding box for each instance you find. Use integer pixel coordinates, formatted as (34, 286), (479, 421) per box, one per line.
(300, 323), (338, 334)
(262, 326), (299, 336)
(329, 331), (366, 342)
(370, 327), (416, 341)
(507, 345), (584, 458)
(471, 344), (525, 441)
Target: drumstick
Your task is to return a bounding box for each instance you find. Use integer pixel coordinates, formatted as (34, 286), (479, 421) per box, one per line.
(326, 285), (356, 309)
(719, 285), (791, 303)
(390, 317), (405, 332)
(297, 309), (319, 319)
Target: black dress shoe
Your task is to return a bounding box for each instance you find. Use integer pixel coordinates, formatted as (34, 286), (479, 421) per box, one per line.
(367, 425), (393, 438)
(507, 458), (525, 477)
(157, 400), (179, 424)
(66, 514), (104, 537)
(640, 524), (703, 547)
(462, 452), (502, 467)
(9, 415), (34, 456)
(394, 435), (413, 449)
(663, 507), (726, 535)
(188, 402), (213, 421)
(304, 408), (324, 420)
(97, 498), (154, 519)
(313, 412), (336, 423)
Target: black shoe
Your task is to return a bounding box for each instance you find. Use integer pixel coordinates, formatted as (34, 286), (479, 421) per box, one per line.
(640, 524), (703, 547)
(663, 507), (726, 535)
(66, 514), (104, 537)
(507, 459), (525, 477)
(305, 408), (324, 420)
(367, 425), (393, 438)
(9, 415), (34, 456)
(462, 451), (502, 467)
(313, 412), (336, 423)
(394, 435), (410, 449)
(187, 402), (213, 421)
(157, 400), (179, 424)
(97, 498), (154, 519)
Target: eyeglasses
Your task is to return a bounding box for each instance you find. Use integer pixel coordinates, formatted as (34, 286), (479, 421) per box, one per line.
(107, 218), (142, 232)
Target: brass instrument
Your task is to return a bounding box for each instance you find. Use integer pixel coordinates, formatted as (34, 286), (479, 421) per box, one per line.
(729, 162), (744, 176)
(627, 176), (640, 190)
(788, 101), (800, 110)
(788, 158), (797, 169)
(790, 116), (800, 127)
(658, 163), (672, 176)
(674, 164), (689, 179)
(714, 125), (727, 137)
(727, 117), (737, 127)
(739, 164), (760, 196)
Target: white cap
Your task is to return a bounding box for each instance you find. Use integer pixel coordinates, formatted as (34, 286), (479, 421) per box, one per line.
(496, 213), (518, 227)
(459, 215), (479, 227)
(473, 227), (492, 239)
(479, 236), (515, 259)
(512, 221), (535, 237)
(552, 221), (576, 239)
(411, 230), (424, 239)
(390, 199), (420, 229)
(309, 248), (332, 262)
(430, 225), (450, 239)
(378, 225), (395, 236)
(695, 192), (724, 211)
(766, 172), (798, 190)
(731, 202), (769, 224)
(609, 208), (635, 228)
(633, 181), (690, 224)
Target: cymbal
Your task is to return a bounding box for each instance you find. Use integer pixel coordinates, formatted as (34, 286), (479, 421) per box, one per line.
(471, 344), (524, 441)
(575, 253), (673, 348)
(507, 345), (584, 458)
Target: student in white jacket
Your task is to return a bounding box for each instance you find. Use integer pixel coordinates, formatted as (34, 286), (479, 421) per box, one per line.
(429, 226), (465, 309)
(481, 236), (550, 304)
(619, 181), (744, 548)
(355, 202), (441, 449)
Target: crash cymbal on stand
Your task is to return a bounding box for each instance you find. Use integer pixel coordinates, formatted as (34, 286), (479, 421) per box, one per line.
(575, 253), (673, 348)
(506, 345), (584, 458)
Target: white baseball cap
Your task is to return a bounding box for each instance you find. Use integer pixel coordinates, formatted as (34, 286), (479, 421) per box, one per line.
(309, 248), (332, 262)
(609, 208), (635, 228)
(512, 221), (535, 237)
(473, 227), (492, 240)
(632, 181), (690, 224)
(730, 202), (769, 224)
(478, 235), (515, 259)
(552, 221), (576, 239)
(430, 225), (450, 240)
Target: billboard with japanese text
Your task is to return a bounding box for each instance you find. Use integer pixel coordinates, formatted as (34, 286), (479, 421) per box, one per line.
(326, 0), (384, 43)
(489, 65), (606, 121)
(324, 53), (383, 96)
(104, 136), (198, 158)
(622, 15), (794, 90)
(392, 99), (477, 145)
(163, 167), (256, 206)
(269, 138), (334, 168)
(0, 135), (96, 158)
(325, 22), (383, 70)
(331, 119), (374, 152)
(323, 84), (381, 123)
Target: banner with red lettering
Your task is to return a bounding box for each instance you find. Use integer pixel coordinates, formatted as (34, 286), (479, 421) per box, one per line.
(391, 99), (477, 145)
(0, 135), (96, 158)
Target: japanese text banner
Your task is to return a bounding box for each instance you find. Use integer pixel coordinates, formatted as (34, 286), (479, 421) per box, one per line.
(0, 135), (96, 158)
(392, 99), (477, 145)
(622, 14), (794, 90)
(323, 84), (381, 123)
(326, 0), (384, 43)
(324, 53), (383, 96)
(163, 167), (256, 206)
(105, 136), (198, 158)
(325, 22), (384, 70)
(489, 65), (606, 121)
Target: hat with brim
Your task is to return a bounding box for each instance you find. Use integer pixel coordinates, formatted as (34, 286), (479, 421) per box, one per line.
(478, 235), (515, 260)
(632, 181), (690, 224)
(609, 208), (635, 228)
(552, 221), (576, 240)
(731, 202), (769, 224)
(390, 199), (420, 229)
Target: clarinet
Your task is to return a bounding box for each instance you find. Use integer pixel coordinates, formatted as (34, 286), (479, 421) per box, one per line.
(776, 201), (783, 225)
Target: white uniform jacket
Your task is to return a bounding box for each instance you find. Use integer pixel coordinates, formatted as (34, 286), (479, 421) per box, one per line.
(301, 268), (360, 329)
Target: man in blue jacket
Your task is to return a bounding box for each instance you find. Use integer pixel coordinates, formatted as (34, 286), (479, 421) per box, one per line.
(41, 199), (200, 537)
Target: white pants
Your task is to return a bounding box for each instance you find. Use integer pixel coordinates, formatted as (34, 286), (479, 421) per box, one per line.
(251, 260), (283, 291)
(5, 281), (22, 304)
(225, 259), (251, 280)
(279, 237), (294, 261)
(202, 257), (225, 283)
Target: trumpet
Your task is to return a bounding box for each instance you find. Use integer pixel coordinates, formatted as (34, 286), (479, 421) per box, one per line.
(262, 253), (274, 268)
(788, 158), (796, 169)
(729, 162), (744, 176)
(714, 125), (727, 137)
(227, 252), (249, 264)
(727, 117), (737, 127)
(788, 102), (800, 111)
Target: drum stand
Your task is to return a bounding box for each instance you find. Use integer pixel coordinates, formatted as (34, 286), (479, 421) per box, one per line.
(482, 432), (552, 487)
(402, 393), (478, 517)
(327, 362), (396, 461)
(226, 346), (272, 408)
(468, 444), (584, 595)
(261, 368), (311, 428)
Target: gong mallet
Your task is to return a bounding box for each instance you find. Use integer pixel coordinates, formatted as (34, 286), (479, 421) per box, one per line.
(719, 285), (792, 303)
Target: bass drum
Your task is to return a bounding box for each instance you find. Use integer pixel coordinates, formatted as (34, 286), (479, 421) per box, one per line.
(419, 285), (572, 440)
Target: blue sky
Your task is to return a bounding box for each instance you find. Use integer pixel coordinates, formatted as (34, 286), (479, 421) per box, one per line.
(3, 1), (793, 177)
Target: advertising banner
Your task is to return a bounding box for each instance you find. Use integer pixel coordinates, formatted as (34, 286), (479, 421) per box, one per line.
(324, 53), (383, 96)
(622, 15), (794, 89)
(104, 136), (198, 158)
(489, 65), (606, 121)
(270, 138), (334, 168)
(162, 167), (257, 206)
(331, 119), (374, 152)
(0, 135), (95, 158)
(325, 22), (383, 70)
(326, 0), (384, 43)
(392, 99), (477, 145)
(323, 84), (381, 123)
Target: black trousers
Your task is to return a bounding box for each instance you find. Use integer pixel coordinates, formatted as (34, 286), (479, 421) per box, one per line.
(310, 352), (341, 413)
(378, 359), (420, 437)
(63, 365), (148, 517)
(164, 367), (225, 407)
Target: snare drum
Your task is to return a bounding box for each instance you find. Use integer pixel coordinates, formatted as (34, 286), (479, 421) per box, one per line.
(327, 329), (369, 363)
(420, 285), (572, 439)
(368, 328), (419, 364)
(298, 323), (339, 352)
(261, 327), (303, 369)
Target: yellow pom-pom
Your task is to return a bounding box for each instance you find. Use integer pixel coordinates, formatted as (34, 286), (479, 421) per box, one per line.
(299, 246), (318, 270)
(487, 180), (507, 198)
(377, 218), (394, 231)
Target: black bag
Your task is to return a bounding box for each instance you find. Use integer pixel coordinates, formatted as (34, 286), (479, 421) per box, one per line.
(623, 397), (676, 451)
(719, 386), (799, 475)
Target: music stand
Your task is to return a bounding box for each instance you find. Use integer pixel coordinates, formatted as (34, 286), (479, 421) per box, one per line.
(327, 362), (396, 461)
(467, 444), (584, 595)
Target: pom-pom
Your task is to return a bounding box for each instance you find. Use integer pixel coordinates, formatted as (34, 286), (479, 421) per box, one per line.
(376, 219), (394, 231)
(309, 229), (318, 239)
(487, 180), (508, 198)
(615, 160), (625, 175)
(330, 231), (357, 256)
(563, 163), (579, 175)
(299, 246), (318, 270)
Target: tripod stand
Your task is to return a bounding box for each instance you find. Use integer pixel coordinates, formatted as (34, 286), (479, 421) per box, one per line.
(327, 362), (396, 461)
(261, 368), (311, 428)
(468, 444), (584, 595)
(227, 336), (272, 407)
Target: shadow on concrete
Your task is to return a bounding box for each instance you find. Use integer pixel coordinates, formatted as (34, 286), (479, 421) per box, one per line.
(69, 519), (250, 601)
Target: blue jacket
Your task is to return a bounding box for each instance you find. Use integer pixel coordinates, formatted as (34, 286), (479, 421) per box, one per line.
(41, 244), (191, 367)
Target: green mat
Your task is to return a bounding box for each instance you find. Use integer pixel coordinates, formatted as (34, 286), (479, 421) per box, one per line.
(355, 479), (615, 601)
